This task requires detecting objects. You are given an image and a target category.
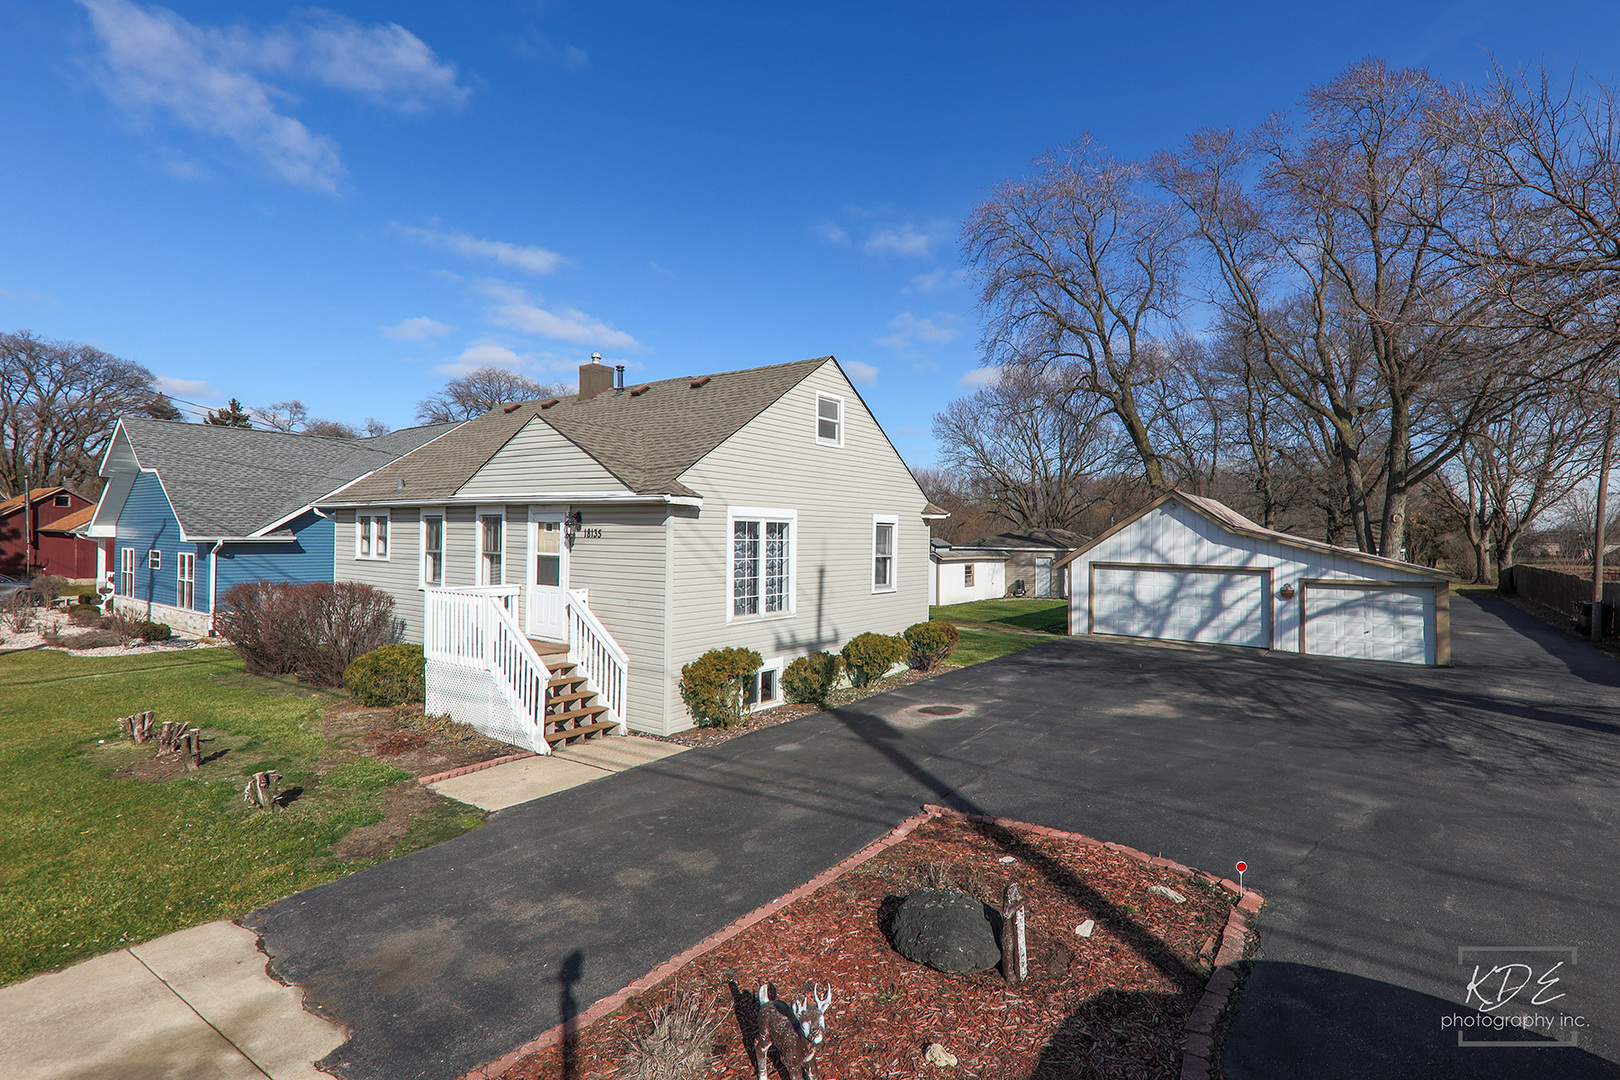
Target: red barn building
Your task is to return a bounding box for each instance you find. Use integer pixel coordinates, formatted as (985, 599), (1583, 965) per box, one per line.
(0, 488), (101, 579)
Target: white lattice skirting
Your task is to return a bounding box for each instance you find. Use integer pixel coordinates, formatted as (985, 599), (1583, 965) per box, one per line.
(425, 659), (536, 751)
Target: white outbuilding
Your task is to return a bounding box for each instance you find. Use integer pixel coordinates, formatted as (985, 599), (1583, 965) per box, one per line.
(1055, 491), (1452, 666)
(929, 547), (1009, 605)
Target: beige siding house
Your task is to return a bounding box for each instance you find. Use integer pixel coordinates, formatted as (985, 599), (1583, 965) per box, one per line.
(322, 357), (940, 747)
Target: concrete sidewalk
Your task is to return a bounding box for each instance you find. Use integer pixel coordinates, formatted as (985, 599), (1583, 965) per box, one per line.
(428, 734), (685, 811)
(0, 921), (346, 1080)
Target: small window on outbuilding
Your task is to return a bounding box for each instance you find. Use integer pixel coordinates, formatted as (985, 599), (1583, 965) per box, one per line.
(54, 494), (70, 507)
(964, 564), (974, 587)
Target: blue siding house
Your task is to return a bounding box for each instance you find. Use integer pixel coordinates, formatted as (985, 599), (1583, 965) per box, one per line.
(89, 418), (456, 634)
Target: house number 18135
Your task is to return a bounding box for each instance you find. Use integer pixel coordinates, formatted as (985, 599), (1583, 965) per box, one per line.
(575, 527), (603, 539)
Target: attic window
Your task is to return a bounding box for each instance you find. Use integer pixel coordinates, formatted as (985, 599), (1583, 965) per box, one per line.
(630, 384), (651, 397)
(54, 494), (71, 507)
(816, 392), (844, 447)
(690, 376), (711, 388)
(540, 398), (561, 409)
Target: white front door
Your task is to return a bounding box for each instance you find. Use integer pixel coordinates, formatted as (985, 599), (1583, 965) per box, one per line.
(526, 512), (568, 641)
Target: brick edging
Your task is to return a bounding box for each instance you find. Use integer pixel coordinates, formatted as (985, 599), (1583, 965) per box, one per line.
(416, 752), (537, 787)
(457, 802), (1264, 1080)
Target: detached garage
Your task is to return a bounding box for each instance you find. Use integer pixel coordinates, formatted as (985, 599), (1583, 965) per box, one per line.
(1058, 492), (1452, 665)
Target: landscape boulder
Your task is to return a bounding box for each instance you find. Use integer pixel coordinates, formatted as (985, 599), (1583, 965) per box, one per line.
(889, 888), (1002, 974)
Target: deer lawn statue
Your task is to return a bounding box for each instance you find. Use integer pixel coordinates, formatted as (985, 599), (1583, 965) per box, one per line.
(753, 984), (831, 1080)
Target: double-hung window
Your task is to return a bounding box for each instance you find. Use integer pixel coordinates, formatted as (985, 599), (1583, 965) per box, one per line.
(176, 551), (196, 609)
(421, 514), (444, 586)
(478, 512), (505, 585)
(357, 512), (389, 560)
(872, 516), (897, 592)
(964, 564), (975, 587)
(148, 549), (161, 570)
(119, 548), (135, 596)
(816, 393), (844, 446)
(731, 510), (793, 618)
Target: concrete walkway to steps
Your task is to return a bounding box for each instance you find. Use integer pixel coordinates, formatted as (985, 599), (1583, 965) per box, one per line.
(427, 733), (686, 811)
(0, 920), (346, 1080)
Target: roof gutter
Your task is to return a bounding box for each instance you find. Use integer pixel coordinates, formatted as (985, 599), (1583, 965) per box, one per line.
(316, 492), (704, 509)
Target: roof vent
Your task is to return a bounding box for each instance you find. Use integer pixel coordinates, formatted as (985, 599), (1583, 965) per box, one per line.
(614, 364), (625, 394)
(503, 402), (523, 413)
(629, 384), (651, 397)
(396, 478), (406, 490)
(690, 376), (711, 388)
(540, 397), (561, 409)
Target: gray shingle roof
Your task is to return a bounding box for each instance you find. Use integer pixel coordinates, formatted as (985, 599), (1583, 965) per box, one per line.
(332, 357), (832, 504)
(958, 528), (1090, 551)
(117, 419), (457, 538)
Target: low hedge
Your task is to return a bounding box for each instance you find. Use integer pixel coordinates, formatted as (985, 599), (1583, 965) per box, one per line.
(904, 621), (960, 670)
(783, 651), (842, 706)
(841, 632), (909, 688)
(679, 647), (763, 728)
(137, 621), (172, 643)
(343, 643), (426, 707)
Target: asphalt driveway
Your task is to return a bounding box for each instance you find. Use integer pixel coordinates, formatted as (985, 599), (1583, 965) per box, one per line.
(249, 594), (1620, 1079)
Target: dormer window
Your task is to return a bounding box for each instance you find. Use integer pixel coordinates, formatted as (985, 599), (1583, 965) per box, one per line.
(816, 393), (843, 447)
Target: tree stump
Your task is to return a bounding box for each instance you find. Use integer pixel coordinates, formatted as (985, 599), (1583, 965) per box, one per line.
(118, 711), (156, 744)
(180, 728), (203, 770)
(155, 722), (204, 767)
(244, 771), (282, 811)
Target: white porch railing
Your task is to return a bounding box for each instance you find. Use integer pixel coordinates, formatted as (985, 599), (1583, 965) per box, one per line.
(424, 585), (553, 754)
(567, 589), (628, 734)
(423, 584), (630, 749)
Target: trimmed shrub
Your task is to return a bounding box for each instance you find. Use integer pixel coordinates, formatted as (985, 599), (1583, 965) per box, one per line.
(68, 605), (103, 627)
(679, 647), (763, 728)
(215, 581), (404, 686)
(904, 621), (960, 670)
(138, 621), (172, 643)
(783, 651), (842, 706)
(344, 644), (427, 706)
(841, 632), (910, 688)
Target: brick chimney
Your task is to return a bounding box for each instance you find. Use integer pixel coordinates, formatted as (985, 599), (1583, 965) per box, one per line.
(578, 354), (613, 400)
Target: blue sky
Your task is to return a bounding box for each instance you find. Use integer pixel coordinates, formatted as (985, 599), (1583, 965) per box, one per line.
(3, 1), (1618, 465)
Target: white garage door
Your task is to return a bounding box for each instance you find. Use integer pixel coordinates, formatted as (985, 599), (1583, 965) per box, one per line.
(1304, 585), (1432, 665)
(1092, 566), (1268, 648)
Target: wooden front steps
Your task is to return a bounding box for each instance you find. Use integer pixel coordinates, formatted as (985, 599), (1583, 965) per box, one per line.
(530, 640), (616, 750)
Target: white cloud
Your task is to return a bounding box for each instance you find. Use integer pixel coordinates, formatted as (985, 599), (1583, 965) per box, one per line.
(876, 311), (962, 351)
(381, 316), (455, 342)
(0, 286), (59, 305)
(154, 375), (220, 400)
(843, 360), (879, 386)
(400, 224), (566, 274)
(436, 339), (533, 376)
(814, 220), (851, 245)
(649, 260), (675, 278)
(958, 366), (1001, 388)
(906, 267), (969, 294)
(480, 281), (639, 350)
(898, 426), (924, 436)
(77, 1), (467, 193)
(863, 223), (943, 258)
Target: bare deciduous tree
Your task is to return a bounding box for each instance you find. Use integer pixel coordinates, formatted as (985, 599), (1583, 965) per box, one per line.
(415, 367), (573, 423)
(0, 330), (160, 497)
(964, 137), (1187, 489)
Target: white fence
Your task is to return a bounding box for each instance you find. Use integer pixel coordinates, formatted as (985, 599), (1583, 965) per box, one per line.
(423, 585), (630, 750)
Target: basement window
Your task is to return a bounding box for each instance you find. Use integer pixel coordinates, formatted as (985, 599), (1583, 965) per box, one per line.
(743, 663), (782, 709)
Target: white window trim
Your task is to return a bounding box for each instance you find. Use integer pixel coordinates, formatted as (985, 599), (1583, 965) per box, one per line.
(119, 547), (135, 596)
(148, 548), (161, 570)
(420, 509), (446, 588)
(726, 506), (797, 623)
(872, 514), (899, 594)
(475, 506), (507, 586)
(355, 510), (391, 561)
(745, 657), (787, 711)
(176, 550), (196, 610)
(815, 391), (845, 448)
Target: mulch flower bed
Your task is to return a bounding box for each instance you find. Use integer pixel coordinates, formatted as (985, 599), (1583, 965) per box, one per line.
(653, 666), (959, 749)
(497, 813), (1235, 1080)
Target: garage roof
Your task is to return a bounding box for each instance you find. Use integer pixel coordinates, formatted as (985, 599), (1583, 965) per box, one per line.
(1053, 491), (1454, 580)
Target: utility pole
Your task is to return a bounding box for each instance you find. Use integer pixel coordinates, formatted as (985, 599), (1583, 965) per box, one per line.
(1593, 404), (1616, 640)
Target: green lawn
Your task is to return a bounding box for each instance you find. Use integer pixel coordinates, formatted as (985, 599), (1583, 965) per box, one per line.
(0, 648), (481, 986)
(928, 597), (1069, 666)
(930, 597), (1069, 635)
